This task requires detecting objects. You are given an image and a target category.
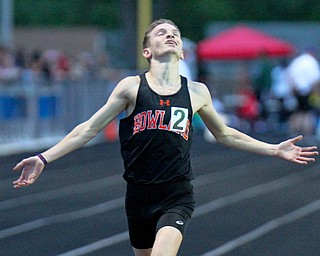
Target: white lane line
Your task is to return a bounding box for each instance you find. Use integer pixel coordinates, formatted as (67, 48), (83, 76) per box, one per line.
(200, 198), (320, 256)
(193, 172), (302, 217)
(0, 197), (124, 240)
(0, 174), (123, 210)
(56, 231), (129, 256)
(0, 156), (266, 211)
(1, 166), (317, 241)
(0, 158), (266, 239)
(0, 143), (247, 203)
(194, 164), (320, 217)
(192, 157), (279, 187)
(51, 167), (320, 256)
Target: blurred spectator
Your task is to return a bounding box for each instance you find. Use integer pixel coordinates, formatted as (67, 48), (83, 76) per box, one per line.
(287, 47), (320, 137)
(14, 47), (27, 69)
(94, 51), (123, 83)
(42, 49), (66, 82)
(95, 51), (111, 80)
(236, 64), (261, 132)
(0, 46), (6, 65)
(252, 52), (273, 121)
(53, 52), (70, 81)
(69, 51), (95, 81)
(309, 81), (320, 137)
(0, 46), (20, 84)
(309, 81), (320, 113)
(0, 46), (125, 87)
(179, 37), (198, 80)
(236, 83), (260, 130)
(270, 58), (296, 130)
(21, 50), (49, 85)
(288, 48), (320, 99)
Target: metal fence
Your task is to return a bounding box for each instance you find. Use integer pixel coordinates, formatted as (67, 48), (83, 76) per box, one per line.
(0, 78), (118, 155)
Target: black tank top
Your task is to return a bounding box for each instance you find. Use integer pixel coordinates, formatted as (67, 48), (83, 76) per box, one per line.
(119, 73), (194, 184)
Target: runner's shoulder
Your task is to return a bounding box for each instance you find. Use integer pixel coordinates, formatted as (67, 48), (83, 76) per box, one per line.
(187, 80), (210, 97)
(118, 75), (140, 88)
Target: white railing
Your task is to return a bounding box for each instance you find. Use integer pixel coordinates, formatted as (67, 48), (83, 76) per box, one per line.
(0, 79), (116, 155)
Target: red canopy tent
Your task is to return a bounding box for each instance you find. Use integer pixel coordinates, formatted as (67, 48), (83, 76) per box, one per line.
(197, 25), (295, 60)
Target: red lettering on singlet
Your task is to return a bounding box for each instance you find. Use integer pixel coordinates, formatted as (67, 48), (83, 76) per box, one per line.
(132, 110), (190, 140)
(133, 114), (140, 135)
(157, 110), (167, 130)
(140, 111), (147, 131)
(147, 110), (158, 129)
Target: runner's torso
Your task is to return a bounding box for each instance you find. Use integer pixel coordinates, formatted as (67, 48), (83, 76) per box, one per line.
(119, 73), (194, 184)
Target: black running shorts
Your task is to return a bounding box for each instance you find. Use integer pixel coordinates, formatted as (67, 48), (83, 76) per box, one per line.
(125, 180), (195, 249)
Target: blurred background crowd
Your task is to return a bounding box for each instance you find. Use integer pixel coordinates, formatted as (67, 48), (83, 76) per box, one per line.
(1, 0), (320, 154)
(0, 45), (123, 84)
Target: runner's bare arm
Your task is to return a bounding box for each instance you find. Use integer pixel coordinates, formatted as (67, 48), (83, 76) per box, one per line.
(191, 81), (318, 164)
(39, 76), (139, 163)
(13, 76), (140, 188)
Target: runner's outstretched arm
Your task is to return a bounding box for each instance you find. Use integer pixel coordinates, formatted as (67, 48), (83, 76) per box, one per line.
(12, 76), (137, 188)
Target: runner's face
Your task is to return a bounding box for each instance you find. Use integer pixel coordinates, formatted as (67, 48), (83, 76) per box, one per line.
(147, 23), (183, 61)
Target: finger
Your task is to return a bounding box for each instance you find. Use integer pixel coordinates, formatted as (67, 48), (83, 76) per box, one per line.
(13, 176), (27, 184)
(296, 156), (316, 163)
(301, 146), (318, 152)
(293, 159), (308, 165)
(13, 181), (29, 188)
(13, 175), (25, 185)
(13, 179), (20, 185)
(14, 184), (28, 189)
(290, 135), (303, 144)
(12, 161), (25, 172)
(300, 151), (319, 157)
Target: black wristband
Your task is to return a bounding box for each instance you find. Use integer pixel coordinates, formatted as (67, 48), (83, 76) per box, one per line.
(37, 154), (48, 165)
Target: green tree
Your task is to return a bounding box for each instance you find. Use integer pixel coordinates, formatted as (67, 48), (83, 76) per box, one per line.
(14, 0), (320, 42)
(14, 0), (120, 28)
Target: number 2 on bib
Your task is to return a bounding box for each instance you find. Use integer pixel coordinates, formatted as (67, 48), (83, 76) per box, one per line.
(170, 107), (188, 132)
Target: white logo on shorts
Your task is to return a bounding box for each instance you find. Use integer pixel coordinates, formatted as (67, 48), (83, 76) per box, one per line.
(176, 220), (184, 225)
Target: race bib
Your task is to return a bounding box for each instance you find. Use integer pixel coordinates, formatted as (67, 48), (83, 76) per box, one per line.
(170, 107), (188, 132)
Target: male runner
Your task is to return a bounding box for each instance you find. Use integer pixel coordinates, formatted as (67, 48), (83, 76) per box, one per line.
(13, 19), (318, 256)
